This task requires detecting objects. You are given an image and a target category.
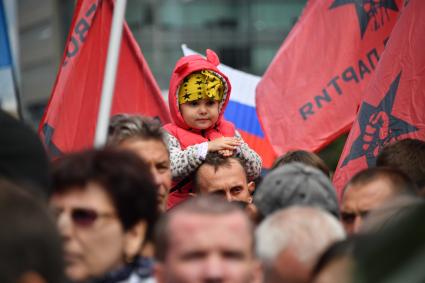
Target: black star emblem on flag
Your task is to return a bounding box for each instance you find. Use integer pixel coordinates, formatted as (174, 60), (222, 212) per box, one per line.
(329, 0), (399, 38)
(341, 72), (418, 168)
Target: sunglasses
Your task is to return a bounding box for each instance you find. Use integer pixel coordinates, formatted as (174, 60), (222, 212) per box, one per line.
(53, 207), (115, 228)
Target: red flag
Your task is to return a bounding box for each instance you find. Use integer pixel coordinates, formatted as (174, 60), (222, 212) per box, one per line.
(39, 0), (170, 156)
(256, 0), (402, 156)
(333, 0), (425, 198)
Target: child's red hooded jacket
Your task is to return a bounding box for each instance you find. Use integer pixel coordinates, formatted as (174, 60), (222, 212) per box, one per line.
(163, 50), (236, 208)
(163, 49), (235, 148)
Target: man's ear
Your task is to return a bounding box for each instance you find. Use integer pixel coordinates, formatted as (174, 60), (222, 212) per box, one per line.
(248, 181), (255, 195)
(247, 181), (255, 203)
(123, 220), (147, 260)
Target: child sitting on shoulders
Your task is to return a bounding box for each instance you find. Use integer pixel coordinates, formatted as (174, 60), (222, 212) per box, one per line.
(163, 49), (262, 209)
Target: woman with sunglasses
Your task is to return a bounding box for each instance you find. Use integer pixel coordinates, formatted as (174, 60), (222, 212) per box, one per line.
(50, 149), (158, 283)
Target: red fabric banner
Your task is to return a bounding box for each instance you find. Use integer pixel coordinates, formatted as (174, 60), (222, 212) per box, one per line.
(256, 0), (402, 156)
(333, 0), (425, 198)
(39, 0), (170, 156)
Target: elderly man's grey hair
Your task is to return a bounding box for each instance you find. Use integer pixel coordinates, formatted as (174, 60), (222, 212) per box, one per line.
(256, 206), (345, 268)
(107, 114), (166, 147)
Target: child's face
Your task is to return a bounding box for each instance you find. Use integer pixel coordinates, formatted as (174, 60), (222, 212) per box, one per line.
(180, 98), (220, 130)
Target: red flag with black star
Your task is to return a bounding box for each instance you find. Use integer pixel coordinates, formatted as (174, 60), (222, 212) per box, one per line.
(256, 0), (402, 156)
(333, 0), (425, 198)
(38, 0), (170, 156)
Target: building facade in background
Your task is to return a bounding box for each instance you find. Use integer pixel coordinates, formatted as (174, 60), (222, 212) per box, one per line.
(18, 0), (305, 126)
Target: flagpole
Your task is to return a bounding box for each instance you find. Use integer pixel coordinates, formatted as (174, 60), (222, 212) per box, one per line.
(94, 0), (127, 148)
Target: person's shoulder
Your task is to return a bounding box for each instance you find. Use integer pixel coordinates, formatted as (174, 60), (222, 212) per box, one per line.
(162, 122), (175, 133)
(163, 132), (178, 145)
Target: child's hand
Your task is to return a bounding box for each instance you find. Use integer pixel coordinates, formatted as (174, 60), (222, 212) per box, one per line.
(208, 137), (241, 152)
(218, 149), (234, 157)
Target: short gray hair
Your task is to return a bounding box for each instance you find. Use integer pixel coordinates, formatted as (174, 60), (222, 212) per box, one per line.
(107, 114), (166, 147)
(256, 206), (345, 267)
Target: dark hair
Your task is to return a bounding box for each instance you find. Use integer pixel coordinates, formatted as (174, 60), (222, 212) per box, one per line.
(312, 236), (366, 278)
(107, 114), (166, 148)
(376, 139), (425, 191)
(0, 109), (51, 198)
(194, 152), (248, 192)
(51, 149), (158, 237)
(353, 202), (425, 283)
(272, 150), (330, 178)
(154, 196), (253, 262)
(361, 194), (423, 233)
(0, 179), (64, 283)
(343, 167), (417, 198)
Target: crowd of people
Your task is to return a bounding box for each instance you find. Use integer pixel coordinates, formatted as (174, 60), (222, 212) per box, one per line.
(1, 51), (425, 283)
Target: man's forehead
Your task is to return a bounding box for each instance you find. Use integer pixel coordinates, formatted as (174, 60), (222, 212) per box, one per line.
(121, 139), (169, 161)
(171, 210), (245, 223)
(199, 159), (247, 182)
(342, 179), (396, 211)
(169, 211), (250, 234)
(167, 211), (253, 250)
(345, 178), (395, 198)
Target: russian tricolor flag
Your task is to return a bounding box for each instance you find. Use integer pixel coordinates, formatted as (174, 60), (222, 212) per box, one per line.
(182, 45), (276, 168)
